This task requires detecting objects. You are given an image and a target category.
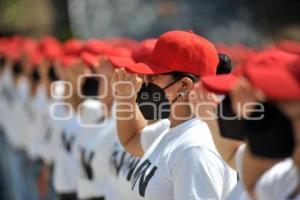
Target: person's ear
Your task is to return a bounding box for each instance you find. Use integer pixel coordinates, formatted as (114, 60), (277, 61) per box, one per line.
(180, 77), (194, 93)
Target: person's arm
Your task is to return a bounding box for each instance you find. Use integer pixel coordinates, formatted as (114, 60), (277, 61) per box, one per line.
(111, 68), (147, 157)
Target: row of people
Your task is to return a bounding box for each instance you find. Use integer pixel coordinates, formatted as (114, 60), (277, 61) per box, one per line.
(0, 30), (299, 200)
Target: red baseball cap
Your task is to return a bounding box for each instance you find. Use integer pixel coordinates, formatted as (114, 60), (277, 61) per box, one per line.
(132, 39), (157, 63)
(5, 42), (22, 61)
(215, 43), (256, 66)
(105, 37), (139, 51)
(82, 39), (112, 55)
(108, 47), (132, 57)
(275, 40), (300, 55)
(27, 48), (44, 66)
(202, 49), (299, 95)
(124, 30), (219, 77)
(244, 59), (300, 100)
(108, 38), (157, 69)
(63, 39), (84, 55)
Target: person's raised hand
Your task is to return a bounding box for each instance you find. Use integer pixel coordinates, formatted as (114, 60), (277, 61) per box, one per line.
(111, 68), (143, 100)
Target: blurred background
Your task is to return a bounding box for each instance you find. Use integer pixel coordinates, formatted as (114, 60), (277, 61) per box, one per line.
(0, 0), (299, 45)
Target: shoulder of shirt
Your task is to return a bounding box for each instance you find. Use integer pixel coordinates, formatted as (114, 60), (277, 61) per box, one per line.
(142, 119), (170, 132)
(168, 146), (227, 173)
(167, 118), (217, 152)
(254, 159), (299, 200)
(257, 159), (296, 182)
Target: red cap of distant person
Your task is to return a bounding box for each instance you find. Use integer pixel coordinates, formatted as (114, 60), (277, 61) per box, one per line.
(63, 39), (84, 55)
(108, 47), (132, 57)
(124, 30), (219, 77)
(201, 49), (299, 95)
(83, 39), (112, 55)
(39, 36), (62, 61)
(27, 48), (44, 66)
(5, 42), (22, 61)
(244, 58), (300, 100)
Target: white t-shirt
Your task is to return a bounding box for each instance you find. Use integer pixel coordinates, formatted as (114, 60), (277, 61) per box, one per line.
(36, 98), (67, 165)
(107, 119), (170, 200)
(12, 77), (31, 150)
(131, 118), (237, 200)
(0, 69), (14, 134)
(38, 81), (69, 165)
(108, 141), (141, 200)
(74, 100), (109, 199)
(225, 144), (251, 200)
(255, 159), (300, 200)
(53, 114), (81, 193)
(2, 70), (17, 146)
(26, 85), (50, 160)
(141, 119), (170, 151)
(76, 117), (117, 199)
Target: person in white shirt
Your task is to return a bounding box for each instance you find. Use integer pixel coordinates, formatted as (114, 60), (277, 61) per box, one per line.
(112, 30), (237, 200)
(0, 53), (19, 200)
(75, 54), (127, 200)
(200, 49), (300, 200)
(74, 70), (109, 200)
(254, 95), (300, 200)
(53, 58), (85, 200)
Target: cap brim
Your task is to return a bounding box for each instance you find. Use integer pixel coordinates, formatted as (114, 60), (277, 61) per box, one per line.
(108, 56), (135, 68)
(201, 74), (239, 94)
(245, 66), (300, 100)
(124, 61), (173, 75)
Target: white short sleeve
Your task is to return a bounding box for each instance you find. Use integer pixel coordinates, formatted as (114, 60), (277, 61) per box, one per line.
(224, 144), (252, 200)
(140, 119), (170, 152)
(255, 159), (299, 200)
(235, 144), (247, 177)
(171, 147), (226, 200)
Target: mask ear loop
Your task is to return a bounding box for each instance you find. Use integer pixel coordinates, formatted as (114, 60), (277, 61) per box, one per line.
(162, 75), (185, 90)
(161, 75), (187, 103)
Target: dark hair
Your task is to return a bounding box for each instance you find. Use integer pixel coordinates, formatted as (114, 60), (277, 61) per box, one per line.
(31, 67), (41, 82)
(0, 56), (5, 69)
(168, 71), (199, 83)
(48, 65), (59, 82)
(12, 61), (23, 75)
(217, 54), (232, 75)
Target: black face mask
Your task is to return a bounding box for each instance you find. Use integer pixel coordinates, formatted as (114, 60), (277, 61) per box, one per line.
(81, 77), (99, 97)
(246, 102), (295, 159)
(48, 65), (59, 82)
(218, 96), (295, 159)
(136, 80), (180, 120)
(217, 95), (247, 140)
(13, 61), (23, 75)
(31, 68), (40, 82)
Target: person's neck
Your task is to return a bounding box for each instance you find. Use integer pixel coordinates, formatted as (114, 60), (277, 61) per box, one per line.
(242, 147), (283, 199)
(169, 104), (193, 128)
